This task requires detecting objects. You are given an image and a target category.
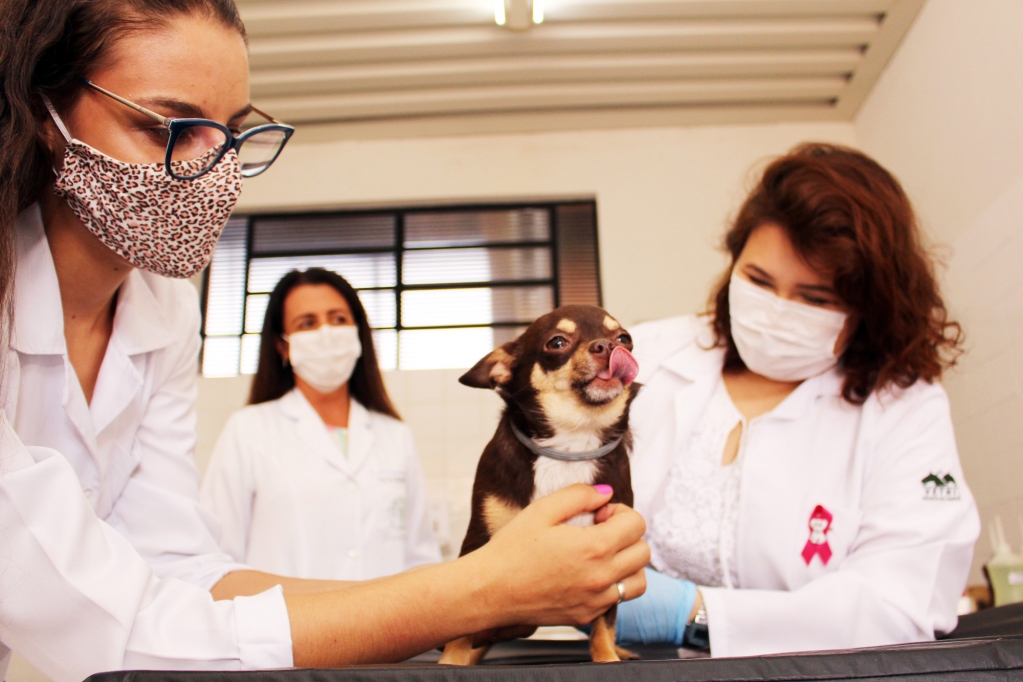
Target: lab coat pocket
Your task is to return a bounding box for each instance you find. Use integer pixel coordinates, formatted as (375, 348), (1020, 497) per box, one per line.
(96, 441), (142, 519)
(376, 470), (408, 540)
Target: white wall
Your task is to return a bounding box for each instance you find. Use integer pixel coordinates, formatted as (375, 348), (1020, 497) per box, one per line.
(855, 0), (1023, 581)
(237, 121), (856, 327)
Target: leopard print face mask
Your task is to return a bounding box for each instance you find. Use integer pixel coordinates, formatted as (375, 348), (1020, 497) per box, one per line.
(45, 100), (243, 279)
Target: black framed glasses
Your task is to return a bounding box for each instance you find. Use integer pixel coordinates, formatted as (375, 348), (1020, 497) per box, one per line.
(83, 78), (295, 181)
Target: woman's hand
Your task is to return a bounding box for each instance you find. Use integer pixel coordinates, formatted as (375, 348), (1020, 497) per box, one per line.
(287, 484), (648, 666)
(467, 483), (650, 628)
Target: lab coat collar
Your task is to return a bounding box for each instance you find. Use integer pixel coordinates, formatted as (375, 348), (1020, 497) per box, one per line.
(346, 399), (375, 474)
(110, 270), (176, 356)
(12, 204), (175, 357)
(279, 388), (375, 477)
(765, 367), (845, 422)
(658, 317), (725, 384)
(12, 205), (65, 355)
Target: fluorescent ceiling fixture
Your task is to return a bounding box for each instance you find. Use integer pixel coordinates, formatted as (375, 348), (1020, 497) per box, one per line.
(495, 0), (539, 29)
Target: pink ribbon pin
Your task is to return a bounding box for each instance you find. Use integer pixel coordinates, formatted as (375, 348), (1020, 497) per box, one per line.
(801, 504), (833, 566)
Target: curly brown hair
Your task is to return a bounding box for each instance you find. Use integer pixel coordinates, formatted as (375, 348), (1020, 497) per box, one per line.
(710, 143), (963, 404)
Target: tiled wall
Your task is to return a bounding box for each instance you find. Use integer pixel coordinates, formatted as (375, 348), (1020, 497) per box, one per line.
(854, 0), (1023, 583)
(195, 370), (505, 560)
(380, 369), (504, 559)
(940, 173), (1023, 580)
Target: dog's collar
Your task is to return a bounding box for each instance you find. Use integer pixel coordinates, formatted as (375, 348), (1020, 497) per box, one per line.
(509, 421), (623, 462)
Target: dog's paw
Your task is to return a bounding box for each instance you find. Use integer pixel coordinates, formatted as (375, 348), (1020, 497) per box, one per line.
(591, 649), (622, 663)
(439, 636), (477, 665)
(614, 645), (640, 660)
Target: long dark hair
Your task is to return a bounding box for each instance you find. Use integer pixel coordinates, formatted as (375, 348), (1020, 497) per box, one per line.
(248, 268), (401, 420)
(710, 142), (963, 404)
(0, 0), (245, 337)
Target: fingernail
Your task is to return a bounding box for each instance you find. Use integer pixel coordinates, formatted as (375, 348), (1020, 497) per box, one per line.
(593, 484), (613, 495)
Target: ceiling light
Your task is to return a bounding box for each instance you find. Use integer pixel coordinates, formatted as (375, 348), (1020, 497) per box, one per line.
(495, 0), (541, 30)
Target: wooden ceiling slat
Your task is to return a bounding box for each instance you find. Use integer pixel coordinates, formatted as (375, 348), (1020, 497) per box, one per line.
(260, 76), (846, 123)
(240, 1), (489, 37)
(544, 0), (895, 22)
(238, 0), (892, 38)
(834, 0), (924, 116)
(234, 0), (925, 133)
(248, 18), (879, 69)
(250, 49), (862, 98)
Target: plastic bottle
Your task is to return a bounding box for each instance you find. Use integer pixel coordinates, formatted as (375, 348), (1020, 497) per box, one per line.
(983, 516), (1023, 607)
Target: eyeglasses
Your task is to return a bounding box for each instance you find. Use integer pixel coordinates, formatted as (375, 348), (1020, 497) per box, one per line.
(82, 78), (295, 181)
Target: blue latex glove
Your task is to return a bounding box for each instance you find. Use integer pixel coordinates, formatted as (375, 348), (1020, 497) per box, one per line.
(614, 567), (697, 646)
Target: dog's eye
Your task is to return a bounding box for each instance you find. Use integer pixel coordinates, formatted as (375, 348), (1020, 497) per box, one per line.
(546, 335), (569, 351)
(616, 333), (632, 345)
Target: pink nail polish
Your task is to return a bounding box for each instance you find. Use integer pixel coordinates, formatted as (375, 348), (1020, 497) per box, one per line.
(593, 484), (613, 495)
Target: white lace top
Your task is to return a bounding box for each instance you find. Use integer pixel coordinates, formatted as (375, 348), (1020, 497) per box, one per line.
(649, 378), (746, 588)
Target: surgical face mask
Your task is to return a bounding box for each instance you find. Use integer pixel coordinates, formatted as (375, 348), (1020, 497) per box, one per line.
(44, 98), (242, 279)
(286, 324), (363, 395)
(728, 272), (849, 382)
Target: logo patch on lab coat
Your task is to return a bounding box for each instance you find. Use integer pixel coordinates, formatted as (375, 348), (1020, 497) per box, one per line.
(388, 496), (406, 532)
(922, 472), (960, 500)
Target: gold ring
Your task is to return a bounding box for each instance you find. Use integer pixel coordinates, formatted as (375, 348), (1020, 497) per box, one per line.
(616, 580), (626, 604)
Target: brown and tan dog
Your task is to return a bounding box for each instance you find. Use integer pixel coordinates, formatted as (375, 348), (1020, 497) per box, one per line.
(439, 304), (640, 665)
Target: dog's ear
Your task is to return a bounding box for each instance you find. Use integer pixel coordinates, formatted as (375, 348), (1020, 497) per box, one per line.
(460, 342), (518, 389)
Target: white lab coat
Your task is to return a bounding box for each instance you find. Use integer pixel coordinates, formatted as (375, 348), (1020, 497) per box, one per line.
(629, 315), (980, 658)
(0, 206), (293, 679)
(201, 388), (441, 580)
(0, 414), (291, 681)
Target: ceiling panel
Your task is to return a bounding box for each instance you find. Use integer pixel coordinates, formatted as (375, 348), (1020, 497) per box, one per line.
(238, 0), (926, 135)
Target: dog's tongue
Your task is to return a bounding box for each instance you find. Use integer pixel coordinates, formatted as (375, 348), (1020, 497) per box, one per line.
(597, 346), (639, 385)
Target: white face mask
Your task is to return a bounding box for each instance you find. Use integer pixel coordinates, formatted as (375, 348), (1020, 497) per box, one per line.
(728, 273), (849, 382)
(285, 325), (362, 394)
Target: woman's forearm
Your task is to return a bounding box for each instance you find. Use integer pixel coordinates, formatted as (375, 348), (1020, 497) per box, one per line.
(211, 560), (446, 600)
(287, 553), (494, 666)
(211, 570), (354, 599)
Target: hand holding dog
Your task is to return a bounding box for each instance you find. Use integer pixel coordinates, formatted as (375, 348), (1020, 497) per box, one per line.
(468, 483), (650, 629)
(288, 485), (645, 667)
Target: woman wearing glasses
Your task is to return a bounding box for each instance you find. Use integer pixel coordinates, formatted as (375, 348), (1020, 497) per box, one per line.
(0, 1), (648, 680)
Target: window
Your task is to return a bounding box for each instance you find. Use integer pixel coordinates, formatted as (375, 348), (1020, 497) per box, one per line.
(200, 202), (601, 377)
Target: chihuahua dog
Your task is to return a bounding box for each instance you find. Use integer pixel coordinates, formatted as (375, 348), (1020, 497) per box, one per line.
(439, 304), (640, 665)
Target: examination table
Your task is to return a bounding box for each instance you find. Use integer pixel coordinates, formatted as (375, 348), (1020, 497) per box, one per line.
(87, 604), (1023, 682)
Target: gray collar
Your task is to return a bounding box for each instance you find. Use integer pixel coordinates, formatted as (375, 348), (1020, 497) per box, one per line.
(509, 421), (623, 462)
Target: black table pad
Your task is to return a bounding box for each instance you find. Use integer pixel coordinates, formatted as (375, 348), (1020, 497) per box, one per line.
(87, 634), (1023, 682)
(943, 602), (1023, 640)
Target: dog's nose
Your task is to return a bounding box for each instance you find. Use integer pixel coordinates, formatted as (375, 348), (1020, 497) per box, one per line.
(589, 339), (614, 358)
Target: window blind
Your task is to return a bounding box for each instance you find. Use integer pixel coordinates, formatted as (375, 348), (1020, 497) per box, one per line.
(200, 202), (601, 376)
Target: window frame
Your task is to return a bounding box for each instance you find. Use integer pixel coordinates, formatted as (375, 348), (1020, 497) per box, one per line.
(200, 200), (601, 374)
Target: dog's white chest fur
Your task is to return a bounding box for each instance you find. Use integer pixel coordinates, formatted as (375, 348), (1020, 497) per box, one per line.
(531, 431), (601, 527)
